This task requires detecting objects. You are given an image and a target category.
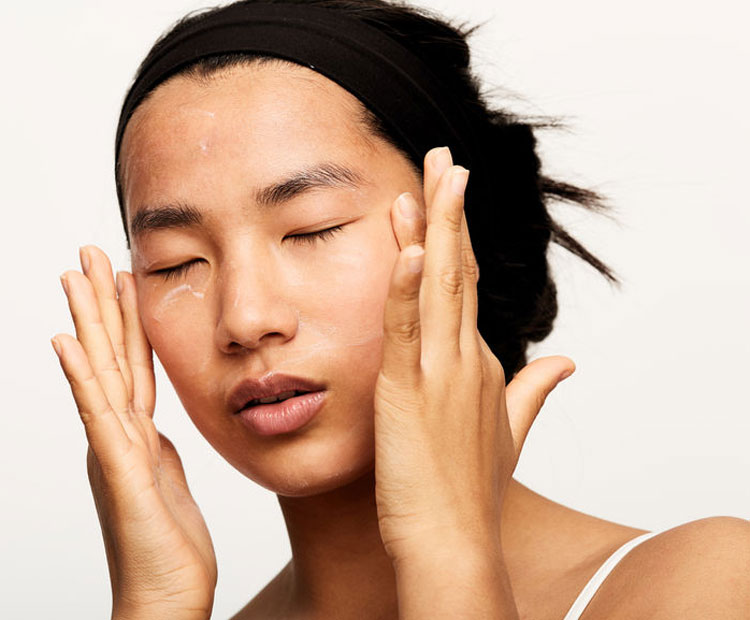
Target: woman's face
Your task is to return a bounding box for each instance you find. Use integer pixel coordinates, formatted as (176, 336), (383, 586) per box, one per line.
(120, 61), (423, 496)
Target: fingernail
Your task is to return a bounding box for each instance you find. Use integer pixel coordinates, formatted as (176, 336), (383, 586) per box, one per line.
(406, 245), (425, 273)
(433, 147), (452, 174)
(79, 246), (90, 273)
(50, 337), (62, 358)
(116, 271), (124, 296)
(558, 368), (574, 382)
(397, 192), (418, 219)
(60, 273), (70, 295)
(451, 167), (469, 196)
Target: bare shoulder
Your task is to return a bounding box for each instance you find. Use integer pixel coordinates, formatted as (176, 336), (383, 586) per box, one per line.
(582, 516), (750, 619)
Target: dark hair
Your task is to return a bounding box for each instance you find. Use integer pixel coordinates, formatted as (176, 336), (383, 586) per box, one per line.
(116, 0), (619, 382)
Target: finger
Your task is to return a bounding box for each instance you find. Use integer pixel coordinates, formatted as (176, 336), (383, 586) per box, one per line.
(504, 356), (576, 457)
(420, 165), (470, 357)
(80, 245), (135, 402)
(458, 206), (480, 355)
(51, 334), (132, 467)
(423, 146), (453, 208)
(61, 270), (130, 412)
(380, 243), (425, 385)
(390, 192), (426, 252)
(117, 271), (156, 418)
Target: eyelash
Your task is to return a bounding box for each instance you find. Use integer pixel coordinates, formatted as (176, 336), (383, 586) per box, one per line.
(153, 225), (345, 281)
(155, 259), (202, 282)
(287, 224), (344, 246)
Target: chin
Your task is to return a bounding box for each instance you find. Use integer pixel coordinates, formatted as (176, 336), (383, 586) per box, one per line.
(226, 421), (377, 498)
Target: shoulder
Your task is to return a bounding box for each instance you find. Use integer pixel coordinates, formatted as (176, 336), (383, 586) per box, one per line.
(582, 516), (750, 619)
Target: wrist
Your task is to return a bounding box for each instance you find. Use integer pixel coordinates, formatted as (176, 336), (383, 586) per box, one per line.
(112, 603), (211, 620)
(393, 538), (504, 580)
(390, 525), (504, 571)
(393, 543), (518, 620)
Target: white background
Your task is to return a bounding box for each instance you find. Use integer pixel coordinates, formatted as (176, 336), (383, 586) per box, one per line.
(2, 0), (748, 618)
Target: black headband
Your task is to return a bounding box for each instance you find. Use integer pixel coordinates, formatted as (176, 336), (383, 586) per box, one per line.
(115, 2), (480, 188)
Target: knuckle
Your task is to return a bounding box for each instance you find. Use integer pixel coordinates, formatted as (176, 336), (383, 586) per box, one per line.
(463, 252), (480, 283)
(79, 403), (114, 427)
(130, 358), (154, 373)
(131, 400), (149, 418)
(99, 357), (122, 373)
(112, 341), (127, 359)
(388, 317), (421, 346)
(440, 205), (464, 233)
(438, 266), (463, 297)
(73, 371), (99, 391)
(114, 355), (129, 374)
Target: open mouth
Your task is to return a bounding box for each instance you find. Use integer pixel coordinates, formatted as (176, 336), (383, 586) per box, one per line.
(243, 390), (312, 409)
(236, 389), (328, 436)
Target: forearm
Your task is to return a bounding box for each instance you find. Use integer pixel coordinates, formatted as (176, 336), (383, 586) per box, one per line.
(393, 543), (520, 620)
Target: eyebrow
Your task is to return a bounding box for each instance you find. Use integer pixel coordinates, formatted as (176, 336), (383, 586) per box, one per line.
(129, 162), (365, 239)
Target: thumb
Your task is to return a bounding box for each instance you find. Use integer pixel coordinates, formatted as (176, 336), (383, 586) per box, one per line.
(505, 355), (576, 457)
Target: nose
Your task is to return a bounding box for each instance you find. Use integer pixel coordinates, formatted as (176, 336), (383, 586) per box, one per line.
(214, 253), (299, 354)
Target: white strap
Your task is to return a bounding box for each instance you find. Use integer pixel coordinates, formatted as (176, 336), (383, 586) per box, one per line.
(562, 531), (660, 620)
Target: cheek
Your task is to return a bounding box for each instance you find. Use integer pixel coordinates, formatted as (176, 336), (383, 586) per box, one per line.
(136, 278), (214, 385)
(300, 219), (398, 361)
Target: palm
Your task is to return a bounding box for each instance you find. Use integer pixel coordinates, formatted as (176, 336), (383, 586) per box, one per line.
(86, 430), (217, 614)
(54, 246), (217, 618)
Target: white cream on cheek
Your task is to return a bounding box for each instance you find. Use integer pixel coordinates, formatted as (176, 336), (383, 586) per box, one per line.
(140, 277), (213, 380)
(131, 245), (209, 323)
(149, 281), (207, 323)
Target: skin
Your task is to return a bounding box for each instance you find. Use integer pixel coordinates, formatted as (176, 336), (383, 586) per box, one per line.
(120, 61), (414, 498)
(53, 60), (750, 620)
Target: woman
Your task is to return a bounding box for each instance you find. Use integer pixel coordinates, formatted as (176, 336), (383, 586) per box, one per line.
(51, 0), (750, 618)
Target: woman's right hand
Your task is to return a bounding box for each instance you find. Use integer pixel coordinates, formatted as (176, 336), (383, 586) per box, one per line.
(52, 245), (217, 620)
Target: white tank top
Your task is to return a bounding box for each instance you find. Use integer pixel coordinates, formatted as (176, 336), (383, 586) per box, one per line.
(562, 530), (660, 620)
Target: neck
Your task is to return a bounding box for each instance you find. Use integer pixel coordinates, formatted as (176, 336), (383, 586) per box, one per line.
(276, 468), (536, 618)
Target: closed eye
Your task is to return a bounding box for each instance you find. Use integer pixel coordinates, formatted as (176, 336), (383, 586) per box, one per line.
(153, 258), (204, 282)
(152, 225), (345, 281)
(286, 224), (344, 246)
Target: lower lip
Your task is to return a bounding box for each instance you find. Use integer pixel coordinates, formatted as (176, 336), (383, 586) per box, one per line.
(237, 391), (327, 436)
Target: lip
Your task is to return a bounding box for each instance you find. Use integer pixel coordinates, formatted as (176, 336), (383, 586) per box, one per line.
(228, 371), (327, 415)
(237, 390), (328, 436)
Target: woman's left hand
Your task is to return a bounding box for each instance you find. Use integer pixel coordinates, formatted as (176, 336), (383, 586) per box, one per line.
(373, 145), (576, 566)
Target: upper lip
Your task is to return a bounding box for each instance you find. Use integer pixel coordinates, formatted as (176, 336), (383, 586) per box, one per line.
(228, 371), (326, 414)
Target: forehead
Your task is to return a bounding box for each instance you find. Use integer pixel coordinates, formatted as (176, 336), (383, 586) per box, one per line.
(120, 61), (377, 215)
